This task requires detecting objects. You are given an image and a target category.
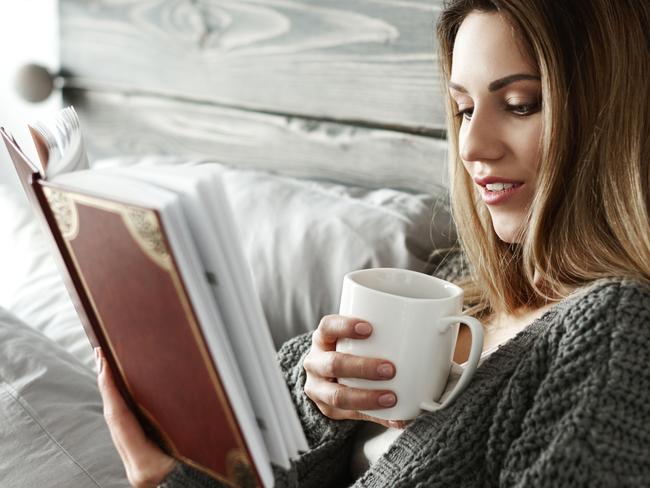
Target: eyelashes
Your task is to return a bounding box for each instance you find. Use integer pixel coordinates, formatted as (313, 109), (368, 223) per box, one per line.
(454, 107), (474, 120)
(453, 100), (541, 120)
(507, 101), (541, 116)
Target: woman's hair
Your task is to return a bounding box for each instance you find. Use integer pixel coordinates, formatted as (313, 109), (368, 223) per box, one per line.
(436, 0), (650, 319)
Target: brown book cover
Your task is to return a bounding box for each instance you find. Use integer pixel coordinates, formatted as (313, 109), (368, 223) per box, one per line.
(1, 128), (261, 488)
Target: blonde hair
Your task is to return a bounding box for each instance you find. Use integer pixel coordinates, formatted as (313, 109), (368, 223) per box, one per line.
(436, 0), (650, 318)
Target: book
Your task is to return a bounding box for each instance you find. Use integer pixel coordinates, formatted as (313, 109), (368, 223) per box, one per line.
(1, 107), (308, 488)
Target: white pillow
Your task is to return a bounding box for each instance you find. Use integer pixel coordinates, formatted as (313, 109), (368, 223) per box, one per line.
(0, 306), (128, 486)
(0, 185), (93, 368)
(220, 168), (454, 346)
(0, 160), (454, 353)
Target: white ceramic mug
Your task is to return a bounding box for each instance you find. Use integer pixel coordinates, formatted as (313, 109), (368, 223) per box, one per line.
(336, 268), (484, 420)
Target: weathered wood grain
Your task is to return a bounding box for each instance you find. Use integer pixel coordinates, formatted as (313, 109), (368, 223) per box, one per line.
(67, 89), (449, 194)
(60, 0), (447, 132)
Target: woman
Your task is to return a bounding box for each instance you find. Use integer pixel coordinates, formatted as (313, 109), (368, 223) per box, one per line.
(96, 0), (650, 486)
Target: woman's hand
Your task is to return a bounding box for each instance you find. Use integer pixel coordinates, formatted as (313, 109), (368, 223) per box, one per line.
(95, 347), (177, 488)
(303, 315), (406, 429)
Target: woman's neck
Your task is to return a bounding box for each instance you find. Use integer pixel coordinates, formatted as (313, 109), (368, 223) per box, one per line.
(453, 302), (554, 363)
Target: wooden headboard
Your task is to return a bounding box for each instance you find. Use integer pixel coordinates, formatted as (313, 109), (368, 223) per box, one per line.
(58, 0), (448, 194)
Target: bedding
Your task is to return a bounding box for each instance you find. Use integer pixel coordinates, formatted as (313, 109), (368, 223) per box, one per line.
(220, 166), (454, 347)
(0, 185), (92, 368)
(0, 306), (128, 487)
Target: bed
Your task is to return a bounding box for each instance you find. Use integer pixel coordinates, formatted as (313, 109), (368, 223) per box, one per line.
(0, 1), (452, 486)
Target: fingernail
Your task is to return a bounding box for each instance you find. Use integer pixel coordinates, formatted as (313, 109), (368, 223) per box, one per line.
(355, 322), (372, 335)
(378, 393), (396, 407)
(377, 363), (394, 378)
(94, 347), (103, 374)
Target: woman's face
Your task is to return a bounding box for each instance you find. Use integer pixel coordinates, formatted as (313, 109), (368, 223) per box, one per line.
(450, 11), (542, 243)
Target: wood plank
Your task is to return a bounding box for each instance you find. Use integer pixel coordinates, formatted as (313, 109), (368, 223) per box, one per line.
(60, 0), (447, 132)
(66, 89), (449, 194)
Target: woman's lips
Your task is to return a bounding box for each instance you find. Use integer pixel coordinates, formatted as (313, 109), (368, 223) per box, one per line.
(478, 183), (524, 205)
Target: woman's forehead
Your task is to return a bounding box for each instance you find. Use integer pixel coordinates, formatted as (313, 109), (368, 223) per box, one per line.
(451, 11), (537, 86)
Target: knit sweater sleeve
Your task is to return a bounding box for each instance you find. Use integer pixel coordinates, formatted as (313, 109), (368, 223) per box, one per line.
(275, 331), (363, 487)
(501, 280), (650, 487)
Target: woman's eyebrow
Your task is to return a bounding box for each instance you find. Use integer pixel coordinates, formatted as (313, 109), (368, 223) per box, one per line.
(448, 74), (541, 93)
(488, 74), (540, 91)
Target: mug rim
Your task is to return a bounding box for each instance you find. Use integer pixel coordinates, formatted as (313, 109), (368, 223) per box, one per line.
(344, 267), (463, 302)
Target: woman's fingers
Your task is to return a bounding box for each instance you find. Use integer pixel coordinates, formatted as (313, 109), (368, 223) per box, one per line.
(303, 350), (395, 381)
(97, 348), (148, 457)
(305, 315), (405, 429)
(304, 375), (397, 411)
(312, 400), (407, 429)
(96, 347), (176, 488)
(313, 315), (373, 350)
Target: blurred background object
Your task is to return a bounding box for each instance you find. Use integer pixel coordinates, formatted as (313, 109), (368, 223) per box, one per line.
(14, 63), (57, 103)
(0, 0), (61, 198)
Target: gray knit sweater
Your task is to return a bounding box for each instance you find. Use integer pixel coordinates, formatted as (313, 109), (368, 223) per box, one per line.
(160, 253), (650, 487)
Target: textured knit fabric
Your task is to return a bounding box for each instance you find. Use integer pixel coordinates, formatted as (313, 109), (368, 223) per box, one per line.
(159, 250), (650, 487)
(349, 343), (500, 479)
(159, 463), (222, 488)
(159, 463), (294, 488)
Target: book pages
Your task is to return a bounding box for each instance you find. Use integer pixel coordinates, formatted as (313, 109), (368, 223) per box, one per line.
(30, 106), (89, 178)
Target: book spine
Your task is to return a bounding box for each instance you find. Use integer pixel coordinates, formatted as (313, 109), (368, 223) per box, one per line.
(32, 176), (98, 345)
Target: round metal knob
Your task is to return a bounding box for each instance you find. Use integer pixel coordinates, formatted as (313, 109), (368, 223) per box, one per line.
(14, 63), (57, 103)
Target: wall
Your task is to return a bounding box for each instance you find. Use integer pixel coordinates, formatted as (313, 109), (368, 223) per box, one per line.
(59, 0), (447, 194)
(0, 0), (61, 199)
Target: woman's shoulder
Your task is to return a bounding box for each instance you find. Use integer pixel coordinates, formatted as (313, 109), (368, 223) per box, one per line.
(562, 276), (650, 319)
(545, 276), (650, 355)
(495, 277), (650, 486)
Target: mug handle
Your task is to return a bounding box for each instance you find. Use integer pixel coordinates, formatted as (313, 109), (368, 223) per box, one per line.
(420, 315), (484, 412)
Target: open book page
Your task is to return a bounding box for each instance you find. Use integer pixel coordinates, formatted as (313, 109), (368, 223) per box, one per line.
(29, 106), (89, 178)
(96, 164), (297, 467)
(50, 171), (274, 487)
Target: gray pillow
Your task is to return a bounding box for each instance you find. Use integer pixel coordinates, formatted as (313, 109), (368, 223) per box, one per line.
(0, 307), (127, 487)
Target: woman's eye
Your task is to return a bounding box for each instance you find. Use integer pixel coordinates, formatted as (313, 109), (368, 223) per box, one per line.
(454, 107), (474, 121)
(507, 101), (541, 116)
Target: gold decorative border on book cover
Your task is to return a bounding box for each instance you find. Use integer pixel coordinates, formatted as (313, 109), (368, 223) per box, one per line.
(43, 187), (79, 240)
(121, 207), (172, 271)
(46, 190), (172, 272)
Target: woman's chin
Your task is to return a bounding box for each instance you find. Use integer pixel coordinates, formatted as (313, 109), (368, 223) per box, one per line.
(491, 219), (525, 244)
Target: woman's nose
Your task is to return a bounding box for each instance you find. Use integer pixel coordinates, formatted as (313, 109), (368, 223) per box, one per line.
(459, 110), (505, 163)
